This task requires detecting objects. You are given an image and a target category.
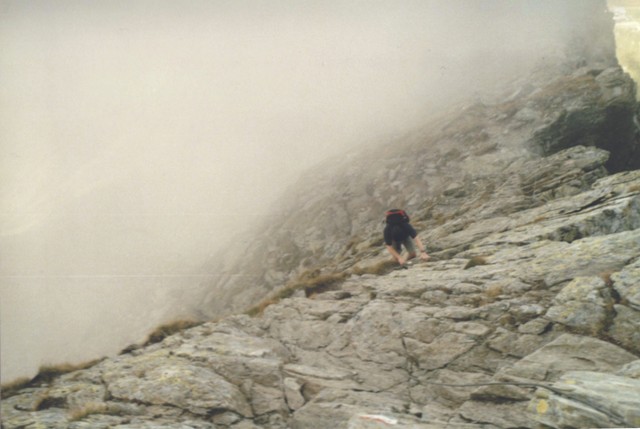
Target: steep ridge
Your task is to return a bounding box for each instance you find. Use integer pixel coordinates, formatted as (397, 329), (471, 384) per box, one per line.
(200, 57), (639, 319)
(3, 2), (640, 428)
(195, 1), (630, 319)
(3, 164), (640, 427)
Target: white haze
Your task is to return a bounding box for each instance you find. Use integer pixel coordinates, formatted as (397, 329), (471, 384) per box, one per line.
(1, 0), (593, 382)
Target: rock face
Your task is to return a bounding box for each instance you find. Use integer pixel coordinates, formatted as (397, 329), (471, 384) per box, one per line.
(530, 67), (639, 171)
(3, 2), (640, 428)
(201, 64), (639, 320)
(3, 169), (640, 427)
(196, 0), (630, 319)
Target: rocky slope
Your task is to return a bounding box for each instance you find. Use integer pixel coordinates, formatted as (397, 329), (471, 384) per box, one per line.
(200, 57), (639, 319)
(2, 159), (640, 428)
(195, 0), (629, 320)
(3, 2), (640, 428)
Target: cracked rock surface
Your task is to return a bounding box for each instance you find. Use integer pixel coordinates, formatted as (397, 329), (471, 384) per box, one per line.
(3, 167), (640, 427)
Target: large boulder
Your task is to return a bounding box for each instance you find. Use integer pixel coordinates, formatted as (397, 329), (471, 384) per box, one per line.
(529, 370), (640, 428)
(530, 67), (639, 172)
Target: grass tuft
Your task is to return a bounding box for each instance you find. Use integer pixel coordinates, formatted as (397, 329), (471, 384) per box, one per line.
(246, 271), (348, 317)
(352, 259), (398, 276)
(300, 272), (348, 297)
(144, 319), (202, 346)
(599, 270), (615, 288)
(30, 359), (103, 386)
(1, 358), (103, 400)
(68, 402), (109, 421)
(464, 256), (488, 270)
(531, 74), (599, 108)
(1, 377), (32, 399)
(485, 283), (503, 299)
(246, 298), (279, 318)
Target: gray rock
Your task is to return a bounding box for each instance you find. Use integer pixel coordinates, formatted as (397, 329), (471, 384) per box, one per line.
(283, 377), (305, 410)
(500, 334), (637, 382)
(608, 304), (640, 354)
(518, 318), (551, 335)
(612, 258), (640, 311)
(458, 400), (534, 429)
(545, 276), (610, 334)
(617, 360), (640, 379)
(405, 333), (476, 371)
(103, 353), (253, 417)
(530, 67), (638, 172)
(529, 371), (640, 428)
(487, 328), (550, 358)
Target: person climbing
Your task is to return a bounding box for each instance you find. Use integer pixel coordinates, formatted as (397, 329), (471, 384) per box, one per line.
(383, 209), (430, 267)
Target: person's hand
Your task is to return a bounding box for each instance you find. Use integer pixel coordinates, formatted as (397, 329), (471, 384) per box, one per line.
(420, 252), (430, 261)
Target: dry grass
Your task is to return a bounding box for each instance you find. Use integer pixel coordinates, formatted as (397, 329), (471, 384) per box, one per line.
(368, 237), (385, 248)
(352, 259), (398, 276)
(246, 298), (279, 318)
(599, 270), (615, 288)
(246, 271), (348, 317)
(68, 402), (109, 421)
(344, 236), (362, 255)
(144, 319), (202, 346)
(303, 272), (348, 296)
(533, 215), (548, 223)
(485, 283), (503, 299)
(464, 256), (488, 270)
(530, 74), (599, 107)
(433, 213), (453, 226)
(1, 376), (32, 399)
(27, 359), (103, 388)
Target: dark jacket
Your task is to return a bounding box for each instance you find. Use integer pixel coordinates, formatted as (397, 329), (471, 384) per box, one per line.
(383, 222), (417, 245)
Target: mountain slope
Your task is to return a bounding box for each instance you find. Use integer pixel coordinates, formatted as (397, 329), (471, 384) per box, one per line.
(3, 163), (640, 427)
(200, 59), (639, 319)
(3, 2), (640, 428)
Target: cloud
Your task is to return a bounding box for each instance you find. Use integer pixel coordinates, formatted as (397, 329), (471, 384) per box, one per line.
(0, 0), (608, 382)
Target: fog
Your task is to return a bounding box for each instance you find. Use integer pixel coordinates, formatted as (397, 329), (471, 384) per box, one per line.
(0, 0), (603, 383)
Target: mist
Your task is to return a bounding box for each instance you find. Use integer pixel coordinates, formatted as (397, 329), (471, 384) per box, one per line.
(0, 0), (604, 383)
